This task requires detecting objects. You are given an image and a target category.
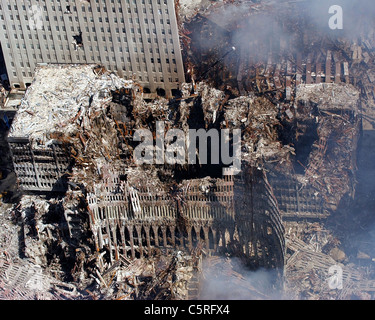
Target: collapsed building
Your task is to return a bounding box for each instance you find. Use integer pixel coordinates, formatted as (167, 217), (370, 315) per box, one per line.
(176, 0), (375, 297)
(2, 60), (364, 299)
(1, 0), (375, 300)
(3, 63), (288, 298)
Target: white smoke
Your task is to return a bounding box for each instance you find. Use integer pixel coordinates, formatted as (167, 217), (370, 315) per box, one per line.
(199, 256), (284, 300)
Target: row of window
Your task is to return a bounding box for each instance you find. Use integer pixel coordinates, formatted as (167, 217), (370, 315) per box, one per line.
(10, 65), (179, 83)
(5, 31), (176, 55)
(2, 22), (174, 43)
(1, 13), (172, 31)
(1, 22), (177, 62)
(2, 1), (181, 84)
(3, 1), (170, 15)
(4, 30), (178, 61)
(8, 40), (178, 69)
(5, 42), (177, 63)
(2, 0), (172, 24)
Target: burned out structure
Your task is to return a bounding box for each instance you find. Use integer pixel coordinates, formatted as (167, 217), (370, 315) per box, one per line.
(5, 64), (287, 297)
(87, 167), (285, 270)
(2, 0), (375, 300)
(176, 0), (375, 299)
(182, 2), (363, 220)
(4, 63), (362, 299)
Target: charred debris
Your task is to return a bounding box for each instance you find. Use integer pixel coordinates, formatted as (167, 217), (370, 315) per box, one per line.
(0, 0), (375, 300)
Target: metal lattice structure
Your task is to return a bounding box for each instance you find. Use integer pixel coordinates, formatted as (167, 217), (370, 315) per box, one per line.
(87, 174), (236, 260)
(269, 175), (329, 220)
(87, 167), (285, 270)
(8, 137), (71, 192)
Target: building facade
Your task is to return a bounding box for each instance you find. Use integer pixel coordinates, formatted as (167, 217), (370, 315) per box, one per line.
(0, 0), (185, 96)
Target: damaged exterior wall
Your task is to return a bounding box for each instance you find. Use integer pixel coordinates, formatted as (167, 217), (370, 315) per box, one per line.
(0, 0), (185, 96)
(7, 64), (133, 192)
(87, 171), (236, 261)
(7, 138), (71, 192)
(87, 166), (285, 272)
(270, 83), (360, 219)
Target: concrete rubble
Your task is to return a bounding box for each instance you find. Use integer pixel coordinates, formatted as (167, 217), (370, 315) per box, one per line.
(1, 0), (375, 300)
(9, 64), (133, 147)
(1, 61), (365, 299)
(284, 222), (375, 300)
(0, 63), (289, 299)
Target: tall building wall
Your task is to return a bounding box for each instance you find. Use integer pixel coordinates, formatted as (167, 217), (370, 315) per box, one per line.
(0, 0), (185, 95)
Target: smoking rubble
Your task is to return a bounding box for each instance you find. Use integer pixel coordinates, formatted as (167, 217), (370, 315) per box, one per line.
(1, 0), (375, 300)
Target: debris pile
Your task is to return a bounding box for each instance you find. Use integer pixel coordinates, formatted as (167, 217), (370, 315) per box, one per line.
(0, 83), (8, 108)
(6, 65), (134, 192)
(84, 248), (203, 300)
(0, 200), (81, 299)
(1, 192), (205, 300)
(15, 194), (92, 285)
(0, 203), (18, 259)
(4, 63), (290, 299)
(224, 94), (294, 167)
(4, 57), (363, 299)
(175, 0), (375, 300)
(2, 0), (375, 300)
(295, 84), (360, 111)
(9, 64), (133, 146)
(284, 222), (375, 300)
(292, 83), (360, 211)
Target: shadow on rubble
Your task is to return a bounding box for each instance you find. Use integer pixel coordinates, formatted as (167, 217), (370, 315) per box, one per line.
(326, 130), (375, 263)
(0, 114), (20, 203)
(45, 157), (76, 197)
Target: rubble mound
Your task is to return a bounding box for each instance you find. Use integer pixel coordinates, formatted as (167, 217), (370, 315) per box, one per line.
(9, 64), (133, 147)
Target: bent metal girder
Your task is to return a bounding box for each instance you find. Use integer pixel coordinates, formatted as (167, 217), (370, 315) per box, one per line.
(87, 167), (285, 270)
